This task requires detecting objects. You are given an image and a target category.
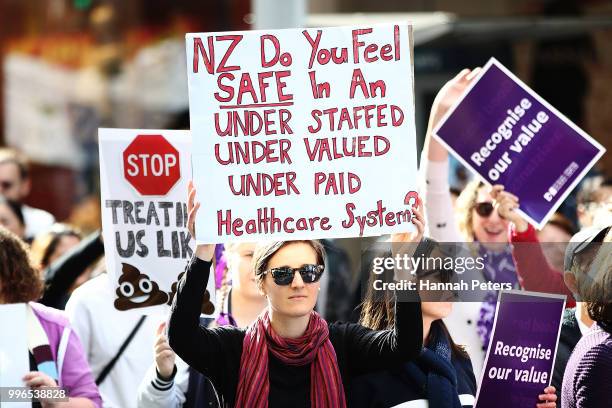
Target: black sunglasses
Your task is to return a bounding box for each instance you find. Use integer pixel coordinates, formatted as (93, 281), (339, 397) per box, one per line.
(474, 202), (494, 217)
(263, 264), (324, 286)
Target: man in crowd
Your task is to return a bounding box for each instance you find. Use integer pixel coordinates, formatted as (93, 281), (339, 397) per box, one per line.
(561, 224), (611, 407)
(0, 148), (55, 239)
(551, 226), (606, 398)
(576, 175), (612, 228)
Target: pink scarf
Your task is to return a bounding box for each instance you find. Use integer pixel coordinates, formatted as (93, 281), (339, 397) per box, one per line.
(234, 310), (346, 407)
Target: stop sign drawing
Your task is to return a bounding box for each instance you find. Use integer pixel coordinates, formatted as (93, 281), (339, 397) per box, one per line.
(123, 134), (181, 196)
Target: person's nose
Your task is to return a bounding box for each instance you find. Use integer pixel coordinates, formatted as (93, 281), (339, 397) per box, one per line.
(491, 207), (505, 223)
(290, 270), (305, 289)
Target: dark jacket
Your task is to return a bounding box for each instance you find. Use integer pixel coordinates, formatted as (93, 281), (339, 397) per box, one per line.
(348, 346), (477, 407)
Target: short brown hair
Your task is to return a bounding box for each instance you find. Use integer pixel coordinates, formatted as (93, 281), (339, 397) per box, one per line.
(0, 148), (29, 180)
(0, 226), (43, 302)
(253, 240), (326, 287)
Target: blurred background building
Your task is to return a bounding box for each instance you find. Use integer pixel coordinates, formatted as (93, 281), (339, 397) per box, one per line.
(0, 0), (610, 231)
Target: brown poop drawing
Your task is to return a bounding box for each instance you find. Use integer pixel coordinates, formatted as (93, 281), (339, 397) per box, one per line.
(168, 272), (215, 315)
(114, 263), (169, 311)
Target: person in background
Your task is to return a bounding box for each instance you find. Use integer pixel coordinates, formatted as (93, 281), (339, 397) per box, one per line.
(494, 189), (599, 403)
(65, 260), (160, 408)
(576, 176), (612, 228)
(351, 214), (478, 407)
(31, 224), (82, 270)
(350, 229), (558, 407)
(419, 68), (520, 375)
(0, 148), (55, 240)
(137, 242), (267, 407)
(0, 195), (26, 240)
(40, 230), (104, 309)
(561, 225), (611, 407)
(0, 226), (102, 408)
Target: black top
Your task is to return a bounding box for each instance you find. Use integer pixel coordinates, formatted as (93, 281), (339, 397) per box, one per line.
(348, 354), (477, 407)
(168, 256), (423, 407)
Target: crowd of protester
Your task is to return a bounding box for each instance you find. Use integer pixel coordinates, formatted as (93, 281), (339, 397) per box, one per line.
(0, 67), (610, 408)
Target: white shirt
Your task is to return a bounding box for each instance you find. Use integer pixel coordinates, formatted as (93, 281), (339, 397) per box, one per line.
(137, 360), (189, 408)
(65, 273), (161, 408)
(22, 204), (55, 239)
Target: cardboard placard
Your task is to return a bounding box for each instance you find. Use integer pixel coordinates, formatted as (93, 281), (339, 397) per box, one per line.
(434, 58), (605, 229)
(475, 290), (566, 407)
(186, 23), (419, 243)
(99, 129), (216, 316)
(0, 303), (30, 408)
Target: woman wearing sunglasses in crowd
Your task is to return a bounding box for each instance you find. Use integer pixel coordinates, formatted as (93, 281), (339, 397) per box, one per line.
(350, 237), (558, 408)
(167, 182), (424, 407)
(420, 69), (522, 374)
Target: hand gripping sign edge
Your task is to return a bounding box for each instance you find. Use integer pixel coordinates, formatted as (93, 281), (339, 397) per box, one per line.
(122, 134), (181, 196)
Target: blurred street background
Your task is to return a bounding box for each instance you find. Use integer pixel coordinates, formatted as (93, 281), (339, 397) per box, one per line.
(0, 0), (610, 233)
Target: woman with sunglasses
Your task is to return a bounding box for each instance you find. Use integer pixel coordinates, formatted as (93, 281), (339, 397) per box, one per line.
(420, 69), (521, 375)
(167, 182), (424, 407)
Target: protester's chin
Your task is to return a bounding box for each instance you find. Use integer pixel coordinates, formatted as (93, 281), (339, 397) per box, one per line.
(478, 229), (508, 247)
(282, 298), (315, 317)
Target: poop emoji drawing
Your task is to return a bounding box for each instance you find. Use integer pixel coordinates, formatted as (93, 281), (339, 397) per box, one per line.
(168, 272), (215, 315)
(115, 263), (169, 310)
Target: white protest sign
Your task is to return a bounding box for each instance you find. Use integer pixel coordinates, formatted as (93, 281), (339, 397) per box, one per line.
(186, 24), (419, 243)
(99, 129), (216, 316)
(0, 303), (30, 408)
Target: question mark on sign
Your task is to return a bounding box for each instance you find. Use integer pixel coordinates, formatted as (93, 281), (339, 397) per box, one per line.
(403, 191), (421, 224)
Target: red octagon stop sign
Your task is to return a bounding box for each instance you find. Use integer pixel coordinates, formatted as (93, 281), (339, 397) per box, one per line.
(123, 134), (181, 196)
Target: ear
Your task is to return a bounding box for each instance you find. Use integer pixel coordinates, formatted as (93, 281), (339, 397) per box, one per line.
(564, 272), (578, 294)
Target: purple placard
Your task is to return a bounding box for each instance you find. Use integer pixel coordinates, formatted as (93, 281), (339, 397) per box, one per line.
(475, 290), (565, 408)
(433, 58), (606, 229)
